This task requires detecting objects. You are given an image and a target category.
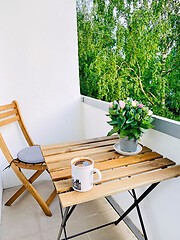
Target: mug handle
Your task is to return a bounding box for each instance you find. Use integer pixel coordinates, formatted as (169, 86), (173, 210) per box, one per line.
(92, 168), (102, 184)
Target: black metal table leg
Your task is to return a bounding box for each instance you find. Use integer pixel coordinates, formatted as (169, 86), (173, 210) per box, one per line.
(59, 203), (68, 239)
(57, 182), (160, 240)
(115, 182), (160, 225)
(65, 205), (77, 225)
(57, 206), (70, 240)
(57, 200), (77, 240)
(61, 221), (115, 240)
(132, 189), (148, 240)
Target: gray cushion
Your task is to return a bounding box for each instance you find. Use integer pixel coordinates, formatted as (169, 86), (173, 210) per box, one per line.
(17, 146), (44, 164)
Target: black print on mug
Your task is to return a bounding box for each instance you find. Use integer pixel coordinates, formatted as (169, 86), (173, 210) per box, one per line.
(72, 178), (81, 190)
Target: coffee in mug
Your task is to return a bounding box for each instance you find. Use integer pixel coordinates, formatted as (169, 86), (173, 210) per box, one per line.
(71, 157), (101, 192)
(73, 159), (92, 167)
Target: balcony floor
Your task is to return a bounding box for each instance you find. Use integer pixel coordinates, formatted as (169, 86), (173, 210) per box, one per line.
(1, 181), (137, 240)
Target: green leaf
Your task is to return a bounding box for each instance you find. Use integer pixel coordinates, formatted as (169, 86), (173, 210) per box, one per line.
(126, 118), (134, 124)
(125, 104), (130, 111)
(128, 134), (135, 140)
(137, 109), (142, 114)
(140, 121), (153, 129)
(107, 129), (115, 136)
(123, 123), (131, 129)
(109, 109), (118, 116)
(144, 116), (154, 123)
(113, 126), (119, 133)
(119, 130), (127, 138)
(135, 114), (140, 121)
(130, 121), (138, 127)
(107, 120), (118, 125)
(131, 129), (140, 139)
(121, 109), (126, 116)
(117, 117), (125, 128)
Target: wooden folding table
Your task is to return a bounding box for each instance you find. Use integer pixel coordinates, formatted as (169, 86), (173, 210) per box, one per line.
(41, 135), (180, 240)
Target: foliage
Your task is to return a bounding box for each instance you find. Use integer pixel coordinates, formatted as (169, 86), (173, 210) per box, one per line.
(76, 0), (180, 121)
(107, 98), (153, 140)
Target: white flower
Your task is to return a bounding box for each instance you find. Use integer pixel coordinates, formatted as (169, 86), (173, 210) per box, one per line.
(132, 101), (137, 107)
(148, 110), (153, 116)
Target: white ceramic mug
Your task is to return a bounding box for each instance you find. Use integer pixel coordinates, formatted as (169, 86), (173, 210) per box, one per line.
(71, 157), (102, 192)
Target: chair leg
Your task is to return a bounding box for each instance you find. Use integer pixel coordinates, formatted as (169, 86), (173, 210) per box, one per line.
(5, 170), (44, 206)
(24, 177), (52, 216)
(5, 166), (52, 216)
(46, 189), (57, 207)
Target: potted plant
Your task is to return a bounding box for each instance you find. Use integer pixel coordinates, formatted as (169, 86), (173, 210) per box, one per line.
(107, 98), (153, 152)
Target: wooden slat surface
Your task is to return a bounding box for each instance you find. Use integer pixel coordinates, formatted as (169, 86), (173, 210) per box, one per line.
(42, 135), (118, 150)
(43, 139), (118, 157)
(44, 145), (115, 164)
(50, 152), (162, 181)
(54, 158), (175, 193)
(41, 135), (119, 151)
(41, 135), (180, 209)
(46, 146), (152, 172)
(59, 165), (180, 208)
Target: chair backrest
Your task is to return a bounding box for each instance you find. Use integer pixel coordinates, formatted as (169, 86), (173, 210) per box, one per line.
(0, 100), (34, 164)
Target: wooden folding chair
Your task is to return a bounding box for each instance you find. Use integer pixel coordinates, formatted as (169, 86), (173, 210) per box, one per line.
(0, 100), (56, 216)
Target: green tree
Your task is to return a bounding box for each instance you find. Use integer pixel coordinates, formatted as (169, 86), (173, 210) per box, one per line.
(77, 0), (180, 121)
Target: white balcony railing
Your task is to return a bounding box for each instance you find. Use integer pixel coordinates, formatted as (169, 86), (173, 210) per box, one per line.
(81, 95), (180, 139)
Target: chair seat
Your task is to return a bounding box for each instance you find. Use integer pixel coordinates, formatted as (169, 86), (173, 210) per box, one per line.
(17, 146), (45, 164)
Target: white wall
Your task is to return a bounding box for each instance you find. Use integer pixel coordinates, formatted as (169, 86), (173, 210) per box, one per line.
(0, 0), (83, 188)
(82, 101), (180, 240)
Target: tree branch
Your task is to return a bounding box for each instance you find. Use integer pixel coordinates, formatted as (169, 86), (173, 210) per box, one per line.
(148, 92), (157, 100)
(162, 65), (179, 76)
(117, 62), (154, 105)
(139, 80), (154, 105)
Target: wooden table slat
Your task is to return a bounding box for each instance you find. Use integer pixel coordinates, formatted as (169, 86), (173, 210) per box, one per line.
(47, 151), (123, 171)
(44, 145), (115, 164)
(50, 151), (162, 181)
(54, 158), (175, 194)
(41, 135), (119, 150)
(46, 146), (152, 172)
(42, 139), (118, 157)
(59, 165), (180, 208)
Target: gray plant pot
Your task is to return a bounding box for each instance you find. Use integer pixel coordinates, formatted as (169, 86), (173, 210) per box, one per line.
(119, 136), (138, 152)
